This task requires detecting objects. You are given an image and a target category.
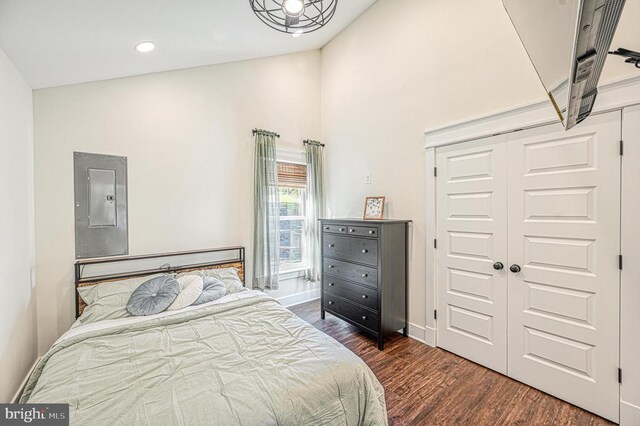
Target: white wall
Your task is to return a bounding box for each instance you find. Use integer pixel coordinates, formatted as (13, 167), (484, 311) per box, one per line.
(0, 47), (36, 402)
(621, 104), (640, 425)
(320, 0), (639, 341)
(33, 50), (321, 351)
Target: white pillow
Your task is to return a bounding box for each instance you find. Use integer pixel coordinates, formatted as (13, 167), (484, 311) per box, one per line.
(167, 275), (204, 311)
(203, 268), (244, 294)
(176, 267), (244, 294)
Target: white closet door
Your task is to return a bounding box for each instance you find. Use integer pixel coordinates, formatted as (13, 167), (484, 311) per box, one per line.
(436, 135), (508, 374)
(507, 111), (621, 422)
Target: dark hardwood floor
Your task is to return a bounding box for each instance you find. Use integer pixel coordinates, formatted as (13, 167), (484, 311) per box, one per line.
(289, 299), (613, 426)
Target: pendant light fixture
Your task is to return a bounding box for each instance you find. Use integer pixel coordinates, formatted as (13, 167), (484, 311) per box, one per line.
(250, 0), (338, 35)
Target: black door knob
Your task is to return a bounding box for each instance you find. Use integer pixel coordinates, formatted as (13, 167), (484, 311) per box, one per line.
(493, 262), (504, 270)
(510, 264), (521, 273)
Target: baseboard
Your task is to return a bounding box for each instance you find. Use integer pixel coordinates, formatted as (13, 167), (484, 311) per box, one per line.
(406, 322), (437, 348)
(407, 322), (426, 344)
(277, 289), (320, 308)
(424, 325), (436, 347)
(621, 400), (640, 425)
(11, 357), (40, 403)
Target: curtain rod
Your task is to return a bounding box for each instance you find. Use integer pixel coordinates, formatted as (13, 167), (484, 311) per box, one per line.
(304, 139), (325, 147)
(253, 128), (280, 138)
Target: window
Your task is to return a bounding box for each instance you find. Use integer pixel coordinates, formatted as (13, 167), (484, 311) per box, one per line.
(277, 161), (307, 271)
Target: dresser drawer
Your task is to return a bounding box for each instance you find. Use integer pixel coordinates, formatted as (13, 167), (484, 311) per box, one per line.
(347, 225), (378, 238)
(323, 258), (378, 288)
(322, 223), (347, 234)
(324, 234), (378, 266)
(323, 276), (378, 310)
(323, 293), (378, 333)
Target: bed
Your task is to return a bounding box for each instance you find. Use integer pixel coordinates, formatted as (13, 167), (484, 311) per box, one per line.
(20, 247), (387, 425)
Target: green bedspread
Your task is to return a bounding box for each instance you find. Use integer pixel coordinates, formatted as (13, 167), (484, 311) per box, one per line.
(21, 292), (388, 425)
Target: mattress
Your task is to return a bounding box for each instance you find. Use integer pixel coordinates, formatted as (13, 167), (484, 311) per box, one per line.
(21, 290), (388, 425)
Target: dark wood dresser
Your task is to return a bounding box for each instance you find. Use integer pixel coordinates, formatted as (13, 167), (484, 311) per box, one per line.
(320, 219), (411, 350)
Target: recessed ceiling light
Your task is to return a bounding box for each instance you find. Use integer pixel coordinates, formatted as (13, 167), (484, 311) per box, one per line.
(135, 42), (155, 53)
(292, 29), (304, 38)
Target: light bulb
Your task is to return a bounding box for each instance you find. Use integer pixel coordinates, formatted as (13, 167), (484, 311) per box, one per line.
(282, 0), (304, 16)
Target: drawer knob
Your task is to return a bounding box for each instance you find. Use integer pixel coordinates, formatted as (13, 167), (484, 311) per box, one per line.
(369, 230), (375, 235)
(362, 273), (368, 278)
(362, 249), (368, 253)
(328, 282), (335, 286)
(329, 265), (335, 269)
(324, 226), (329, 230)
(362, 315), (367, 320)
(349, 229), (355, 233)
(339, 228), (345, 231)
(328, 301), (334, 305)
(328, 244), (335, 248)
(362, 295), (368, 299)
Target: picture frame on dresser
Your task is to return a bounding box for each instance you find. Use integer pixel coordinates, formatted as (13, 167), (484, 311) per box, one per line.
(363, 196), (385, 220)
(320, 218), (411, 350)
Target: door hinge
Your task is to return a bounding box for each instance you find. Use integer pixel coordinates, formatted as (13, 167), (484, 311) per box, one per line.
(620, 140), (624, 156)
(434, 167), (438, 177)
(619, 255), (623, 270)
(618, 368), (622, 384)
(434, 310), (437, 320)
(434, 239), (437, 249)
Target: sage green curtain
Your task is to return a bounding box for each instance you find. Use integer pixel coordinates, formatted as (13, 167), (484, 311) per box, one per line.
(304, 142), (325, 282)
(253, 131), (280, 290)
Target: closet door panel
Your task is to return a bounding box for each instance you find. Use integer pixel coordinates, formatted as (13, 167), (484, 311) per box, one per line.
(507, 111), (621, 422)
(436, 135), (508, 374)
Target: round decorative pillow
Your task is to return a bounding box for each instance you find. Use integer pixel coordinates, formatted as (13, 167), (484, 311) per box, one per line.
(192, 277), (226, 305)
(167, 275), (204, 311)
(127, 275), (180, 316)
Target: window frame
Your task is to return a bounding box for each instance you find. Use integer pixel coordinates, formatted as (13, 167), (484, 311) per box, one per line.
(276, 148), (308, 273)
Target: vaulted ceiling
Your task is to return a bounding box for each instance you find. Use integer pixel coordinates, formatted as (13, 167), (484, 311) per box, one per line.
(0, 0), (376, 88)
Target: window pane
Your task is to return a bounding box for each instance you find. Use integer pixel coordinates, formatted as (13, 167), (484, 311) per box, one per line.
(278, 186), (305, 267)
(279, 218), (304, 266)
(279, 187), (303, 216)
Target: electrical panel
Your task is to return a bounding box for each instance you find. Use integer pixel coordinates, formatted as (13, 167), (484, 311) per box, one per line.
(74, 152), (128, 259)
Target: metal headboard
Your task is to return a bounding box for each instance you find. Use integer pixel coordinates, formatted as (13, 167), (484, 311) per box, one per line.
(74, 246), (245, 318)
